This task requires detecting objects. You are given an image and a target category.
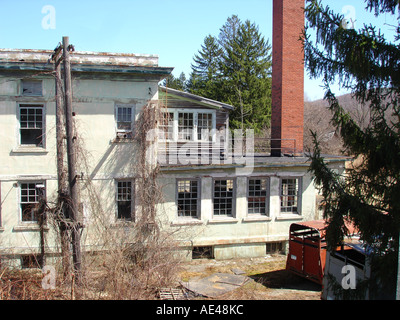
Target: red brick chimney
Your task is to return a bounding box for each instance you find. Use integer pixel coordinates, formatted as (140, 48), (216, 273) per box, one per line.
(271, 0), (304, 156)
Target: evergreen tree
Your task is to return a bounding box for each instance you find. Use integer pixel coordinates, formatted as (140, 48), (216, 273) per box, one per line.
(188, 16), (272, 133)
(221, 19), (272, 132)
(187, 35), (222, 99)
(162, 72), (187, 91)
(304, 0), (400, 298)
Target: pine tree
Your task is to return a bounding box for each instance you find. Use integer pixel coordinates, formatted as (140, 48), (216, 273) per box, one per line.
(221, 19), (272, 132)
(187, 35), (222, 99)
(188, 16), (272, 133)
(162, 72), (187, 91)
(304, 0), (400, 299)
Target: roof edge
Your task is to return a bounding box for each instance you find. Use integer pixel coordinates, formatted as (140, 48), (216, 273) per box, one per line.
(159, 85), (234, 110)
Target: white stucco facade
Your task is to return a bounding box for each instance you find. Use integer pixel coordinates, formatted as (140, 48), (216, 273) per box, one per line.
(0, 49), (347, 267)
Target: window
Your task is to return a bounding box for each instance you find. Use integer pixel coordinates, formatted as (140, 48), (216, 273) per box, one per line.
(21, 80), (42, 96)
(160, 109), (215, 142)
(178, 112), (194, 141)
(213, 179), (234, 217)
(192, 246), (214, 259)
(197, 113), (213, 141)
(248, 178), (268, 215)
(116, 180), (134, 220)
(280, 178), (300, 214)
(177, 179), (199, 219)
(115, 104), (135, 138)
(19, 104), (44, 147)
(20, 182), (45, 222)
(21, 254), (42, 269)
(266, 242), (284, 254)
(159, 112), (174, 140)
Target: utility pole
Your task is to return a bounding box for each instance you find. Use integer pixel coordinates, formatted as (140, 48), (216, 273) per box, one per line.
(52, 43), (71, 280)
(62, 36), (82, 283)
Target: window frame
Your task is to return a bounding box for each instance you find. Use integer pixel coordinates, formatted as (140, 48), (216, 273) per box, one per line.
(21, 79), (43, 97)
(18, 103), (46, 148)
(115, 179), (135, 221)
(212, 178), (236, 218)
(176, 178), (201, 220)
(247, 177), (269, 216)
(160, 109), (216, 142)
(279, 177), (301, 215)
(19, 181), (46, 223)
(115, 104), (135, 138)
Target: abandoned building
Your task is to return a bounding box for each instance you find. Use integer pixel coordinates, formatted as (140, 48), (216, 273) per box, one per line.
(0, 0), (348, 267)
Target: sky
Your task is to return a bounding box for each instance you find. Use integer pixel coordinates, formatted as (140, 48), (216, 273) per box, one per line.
(0, 0), (398, 101)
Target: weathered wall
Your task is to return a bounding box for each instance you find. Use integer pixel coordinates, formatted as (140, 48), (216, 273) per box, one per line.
(0, 70), (160, 261)
(157, 163), (323, 260)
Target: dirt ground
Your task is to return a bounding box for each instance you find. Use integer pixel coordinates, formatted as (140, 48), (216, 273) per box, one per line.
(178, 254), (322, 300)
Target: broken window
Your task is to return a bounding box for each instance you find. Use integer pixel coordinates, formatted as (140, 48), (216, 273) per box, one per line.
(159, 112), (174, 140)
(248, 178), (268, 215)
(21, 254), (42, 269)
(213, 179), (234, 217)
(19, 104), (44, 147)
(280, 178), (300, 214)
(116, 180), (134, 220)
(115, 104), (135, 138)
(177, 179), (199, 218)
(21, 80), (42, 96)
(20, 182), (45, 222)
(192, 246), (214, 259)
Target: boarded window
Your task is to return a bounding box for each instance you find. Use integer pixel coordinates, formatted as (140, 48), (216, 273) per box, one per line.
(21, 80), (42, 96)
(116, 180), (134, 220)
(213, 179), (234, 217)
(248, 178), (268, 215)
(19, 104), (44, 147)
(177, 179), (199, 218)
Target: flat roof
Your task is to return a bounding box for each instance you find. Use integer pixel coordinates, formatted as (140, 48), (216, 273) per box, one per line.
(0, 48), (174, 77)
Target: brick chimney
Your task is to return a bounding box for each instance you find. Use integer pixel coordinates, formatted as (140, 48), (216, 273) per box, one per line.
(271, 0), (304, 156)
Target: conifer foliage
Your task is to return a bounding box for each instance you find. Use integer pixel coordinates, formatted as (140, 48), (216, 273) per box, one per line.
(184, 15), (272, 133)
(304, 0), (400, 298)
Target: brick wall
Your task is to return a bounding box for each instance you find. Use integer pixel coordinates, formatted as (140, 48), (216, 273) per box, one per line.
(271, 0), (304, 156)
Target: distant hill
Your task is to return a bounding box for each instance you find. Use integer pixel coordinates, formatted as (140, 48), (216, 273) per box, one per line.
(304, 93), (372, 155)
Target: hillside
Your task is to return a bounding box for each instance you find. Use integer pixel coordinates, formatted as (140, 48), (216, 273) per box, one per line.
(304, 93), (373, 155)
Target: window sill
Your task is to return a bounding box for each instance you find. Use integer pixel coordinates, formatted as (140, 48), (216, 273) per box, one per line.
(242, 216), (271, 222)
(111, 220), (134, 227)
(276, 214), (303, 221)
(111, 137), (135, 144)
(13, 224), (49, 232)
(11, 146), (48, 154)
(171, 219), (203, 226)
(207, 218), (238, 224)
